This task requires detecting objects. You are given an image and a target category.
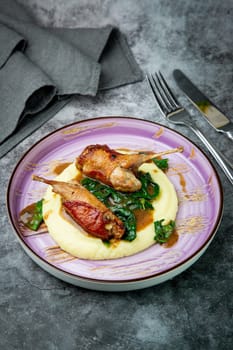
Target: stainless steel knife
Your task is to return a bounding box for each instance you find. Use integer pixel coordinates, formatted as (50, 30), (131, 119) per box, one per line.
(173, 69), (233, 141)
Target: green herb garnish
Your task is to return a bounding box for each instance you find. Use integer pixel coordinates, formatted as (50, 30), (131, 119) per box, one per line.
(103, 240), (111, 247)
(24, 199), (43, 231)
(111, 207), (137, 241)
(81, 172), (160, 241)
(152, 158), (169, 170)
(154, 219), (175, 244)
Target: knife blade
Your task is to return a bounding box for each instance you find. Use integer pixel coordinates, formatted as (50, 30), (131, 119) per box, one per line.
(173, 69), (233, 141)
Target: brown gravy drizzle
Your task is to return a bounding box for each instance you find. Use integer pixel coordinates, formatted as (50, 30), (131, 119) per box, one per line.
(177, 172), (187, 192)
(153, 127), (164, 138)
(189, 147), (196, 159)
(19, 202), (46, 232)
(134, 209), (154, 232)
(53, 162), (72, 175)
(20, 202), (36, 217)
(164, 230), (179, 248)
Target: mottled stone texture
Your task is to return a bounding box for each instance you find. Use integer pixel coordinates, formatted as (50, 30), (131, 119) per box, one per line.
(0, 0), (232, 349)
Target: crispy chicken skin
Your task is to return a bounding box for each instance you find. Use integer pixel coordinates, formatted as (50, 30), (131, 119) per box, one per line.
(33, 175), (125, 240)
(76, 144), (154, 192)
(76, 144), (183, 192)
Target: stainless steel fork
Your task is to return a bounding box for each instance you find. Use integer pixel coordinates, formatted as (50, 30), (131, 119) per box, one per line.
(147, 72), (233, 185)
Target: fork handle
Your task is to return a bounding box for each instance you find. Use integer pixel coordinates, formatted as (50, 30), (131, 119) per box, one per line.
(188, 123), (233, 185)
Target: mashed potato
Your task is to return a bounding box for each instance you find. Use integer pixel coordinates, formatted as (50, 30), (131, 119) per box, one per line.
(42, 162), (178, 260)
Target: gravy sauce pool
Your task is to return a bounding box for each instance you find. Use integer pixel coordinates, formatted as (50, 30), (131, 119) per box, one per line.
(134, 209), (154, 231)
(164, 230), (179, 247)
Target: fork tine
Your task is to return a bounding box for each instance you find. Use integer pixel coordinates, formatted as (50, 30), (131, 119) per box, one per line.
(147, 74), (170, 115)
(152, 73), (177, 111)
(157, 71), (180, 108)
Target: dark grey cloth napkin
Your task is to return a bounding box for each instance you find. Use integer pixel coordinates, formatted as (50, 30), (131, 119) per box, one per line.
(0, 0), (143, 158)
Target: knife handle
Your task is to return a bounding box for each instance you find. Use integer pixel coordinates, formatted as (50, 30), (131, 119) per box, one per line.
(189, 123), (233, 185)
(220, 123), (233, 141)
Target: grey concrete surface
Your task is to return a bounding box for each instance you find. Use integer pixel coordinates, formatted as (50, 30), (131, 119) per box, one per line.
(0, 0), (233, 349)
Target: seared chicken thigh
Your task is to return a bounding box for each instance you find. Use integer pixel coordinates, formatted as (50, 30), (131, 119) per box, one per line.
(76, 144), (183, 192)
(33, 175), (125, 240)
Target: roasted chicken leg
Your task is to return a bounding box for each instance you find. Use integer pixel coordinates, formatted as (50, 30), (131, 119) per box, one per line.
(76, 144), (183, 192)
(33, 175), (125, 240)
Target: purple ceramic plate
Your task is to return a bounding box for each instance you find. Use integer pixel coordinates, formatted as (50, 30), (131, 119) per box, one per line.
(7, 117), (223, 291)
